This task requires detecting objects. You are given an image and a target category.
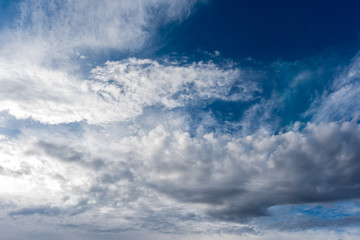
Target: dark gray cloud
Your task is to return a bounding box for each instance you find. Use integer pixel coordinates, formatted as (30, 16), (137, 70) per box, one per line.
(36, 141), (85, 163)
(34, 140), (105, 170)
(9, 206), (61, 217)
(152, 185), (244, 205)
(8, 199), (96, 219)
(61, 223), (132, 233)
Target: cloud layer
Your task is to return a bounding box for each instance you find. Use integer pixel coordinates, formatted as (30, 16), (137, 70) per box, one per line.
(1, 0), (360, 239)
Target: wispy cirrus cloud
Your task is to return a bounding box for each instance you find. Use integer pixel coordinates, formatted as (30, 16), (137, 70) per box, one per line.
(309, 54), (360, 123)
(3, 0), (202, 56)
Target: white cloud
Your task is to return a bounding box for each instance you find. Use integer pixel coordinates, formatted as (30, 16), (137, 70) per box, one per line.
(0, 58), (255, 124)
(309, 54), (360, 122)
(89, 58), (256, 106)
(11, 0), (200, 54)
(0, 0), (210, 125)
(0, 0), (215, 125)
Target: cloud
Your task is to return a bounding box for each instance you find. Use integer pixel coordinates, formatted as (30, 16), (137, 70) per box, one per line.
(120, 121), (360, 222)
(6, 0), (201, 55)
(3, 118), (359, 231)
(1, 47), (360, 229)
(0, 58), (255, 124)
(89, 58), (256, 106)
(36, 141), (85, 163)
(0, 0), (213, 125)
(308, 54), (360, 122)
(9, 206), (62, 217)
(1, 1), (360, 238)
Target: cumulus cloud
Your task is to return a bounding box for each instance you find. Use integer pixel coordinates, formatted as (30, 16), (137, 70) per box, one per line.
(1, 118), (359, 235)
(118, 121), (360, 221)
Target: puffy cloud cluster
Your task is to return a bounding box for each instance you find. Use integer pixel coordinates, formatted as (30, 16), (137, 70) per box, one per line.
(120, 121), (360, 221)
(1, 119), (360, 235)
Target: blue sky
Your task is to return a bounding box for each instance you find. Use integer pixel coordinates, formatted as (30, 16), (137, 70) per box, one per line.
(0, 0), (360, 239)
(159, 0), (360, 60)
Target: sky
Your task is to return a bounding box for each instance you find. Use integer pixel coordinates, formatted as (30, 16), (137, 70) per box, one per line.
(0, 0), (360, 239)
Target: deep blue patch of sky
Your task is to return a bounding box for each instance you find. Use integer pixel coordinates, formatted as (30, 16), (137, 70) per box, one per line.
(259, 201), (360, 230)
(158, 0), (360, 62)
(0, 0), (22, 30)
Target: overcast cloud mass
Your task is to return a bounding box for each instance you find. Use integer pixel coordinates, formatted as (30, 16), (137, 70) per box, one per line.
(1, 0), (360, 239)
